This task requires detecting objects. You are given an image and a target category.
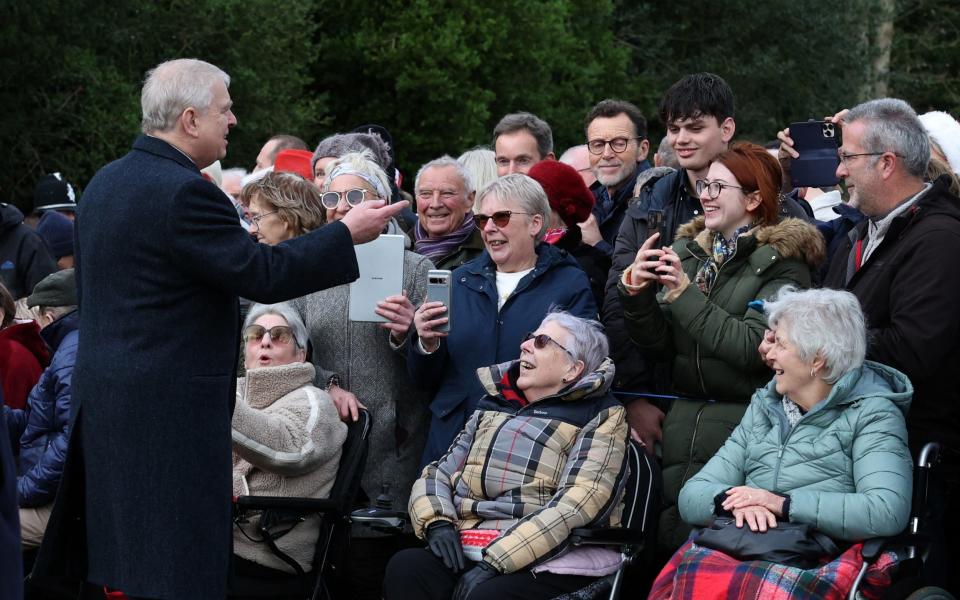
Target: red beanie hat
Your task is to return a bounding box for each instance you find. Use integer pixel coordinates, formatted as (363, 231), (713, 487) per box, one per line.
(273, 149), (315, 181)
(527, 160), (595, 227)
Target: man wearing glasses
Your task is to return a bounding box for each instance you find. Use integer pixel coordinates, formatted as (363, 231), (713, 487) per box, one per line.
(822, 99), (960, 593)
(581, 99), (651, 258)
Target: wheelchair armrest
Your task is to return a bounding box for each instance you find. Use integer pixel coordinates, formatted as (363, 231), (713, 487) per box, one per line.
(860, 532), (931, 562)
(235, 495), (341, 514)
(569, 527), (644, 550)
(350, 507), (410, 533)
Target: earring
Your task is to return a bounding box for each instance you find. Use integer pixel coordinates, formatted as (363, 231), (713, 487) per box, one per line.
(810, 368), (818, 378)
(561, 377), (569, 384)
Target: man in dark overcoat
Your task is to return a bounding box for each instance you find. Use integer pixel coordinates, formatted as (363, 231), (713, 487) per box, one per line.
(58, 59), (406, 599)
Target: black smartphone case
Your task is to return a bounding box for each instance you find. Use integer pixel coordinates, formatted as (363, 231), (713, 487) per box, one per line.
(789, 121), (841, 188)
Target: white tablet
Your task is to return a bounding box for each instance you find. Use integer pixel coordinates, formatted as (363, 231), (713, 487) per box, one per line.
(348, 234), (405, 322)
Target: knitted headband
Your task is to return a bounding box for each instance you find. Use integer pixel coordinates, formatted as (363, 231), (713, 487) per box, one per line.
(325, 163), (390, 200)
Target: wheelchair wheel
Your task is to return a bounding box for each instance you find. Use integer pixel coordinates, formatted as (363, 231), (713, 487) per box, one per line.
(905, 586), (956, 600)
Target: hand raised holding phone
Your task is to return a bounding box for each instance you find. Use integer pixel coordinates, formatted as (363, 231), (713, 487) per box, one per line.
(622, 232), (665, 295)
(414, 270), (452, 353)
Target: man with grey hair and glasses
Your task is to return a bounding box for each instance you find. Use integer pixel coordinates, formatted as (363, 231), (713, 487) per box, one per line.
(819, 98), (960, 592)
(41, 58), (407, 600)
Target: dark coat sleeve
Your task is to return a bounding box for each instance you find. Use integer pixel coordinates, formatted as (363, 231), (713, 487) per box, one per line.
(166, 178), (359, 303)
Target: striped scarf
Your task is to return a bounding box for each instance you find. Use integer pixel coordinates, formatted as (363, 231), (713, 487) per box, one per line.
(694, 224), (751, 294)
(414, 213), (476, 262)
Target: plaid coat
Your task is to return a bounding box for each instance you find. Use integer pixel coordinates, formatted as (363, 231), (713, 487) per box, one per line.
(409, 358), (628, 573)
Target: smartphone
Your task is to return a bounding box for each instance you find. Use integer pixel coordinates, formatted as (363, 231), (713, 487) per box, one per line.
(789, 120), (841, 188)
(426, 269), (452, 333)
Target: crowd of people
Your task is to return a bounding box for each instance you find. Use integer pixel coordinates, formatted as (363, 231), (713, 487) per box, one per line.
(2, 58), (960, 600)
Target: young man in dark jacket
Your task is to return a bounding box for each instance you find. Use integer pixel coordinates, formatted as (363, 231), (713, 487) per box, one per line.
(2, 269), (78, 549)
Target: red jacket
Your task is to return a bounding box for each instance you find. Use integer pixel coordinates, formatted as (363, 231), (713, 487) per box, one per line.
(0, 320), (50, 410)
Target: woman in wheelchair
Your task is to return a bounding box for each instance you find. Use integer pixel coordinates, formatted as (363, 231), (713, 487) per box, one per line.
(231, 303), (347, 577)
(650, 287), (914, 598)
(384, 311), (629, 600)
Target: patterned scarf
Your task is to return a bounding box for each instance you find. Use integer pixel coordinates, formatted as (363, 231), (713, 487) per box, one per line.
(694, 224), (752, 294)
(414, 213), (476, 262)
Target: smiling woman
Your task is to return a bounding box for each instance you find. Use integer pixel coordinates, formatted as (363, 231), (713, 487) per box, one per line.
(409, 174), (598, 465)
(617, 142), (826, 553)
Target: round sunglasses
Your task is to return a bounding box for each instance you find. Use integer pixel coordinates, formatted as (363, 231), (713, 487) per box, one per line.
(320, 188), (378, 210)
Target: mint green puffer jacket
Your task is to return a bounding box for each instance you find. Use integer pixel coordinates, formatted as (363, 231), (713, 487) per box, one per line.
(679, 361), (913, 541)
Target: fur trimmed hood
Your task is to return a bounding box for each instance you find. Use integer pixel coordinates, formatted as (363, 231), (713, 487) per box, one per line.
(675, 215), (826, 268)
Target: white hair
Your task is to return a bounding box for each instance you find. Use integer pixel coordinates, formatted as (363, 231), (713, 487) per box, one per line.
(764, 286), (866, 384)
(321, 151), (391, 200)
(244, 302), (308, 351)
(415, 155), (475, 195)
(141, 59), (230, 134)
(540, 311), (608, 376)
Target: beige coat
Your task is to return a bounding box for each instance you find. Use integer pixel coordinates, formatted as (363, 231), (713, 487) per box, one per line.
(232, 362), (347, 572)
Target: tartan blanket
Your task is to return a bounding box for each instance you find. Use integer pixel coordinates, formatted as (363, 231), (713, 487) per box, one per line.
(648, 540), (898, 600)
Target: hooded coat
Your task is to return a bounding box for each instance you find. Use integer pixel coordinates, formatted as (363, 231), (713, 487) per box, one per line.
(679, 361), (913, 541)
(619, 216), (825, 552)
(409, 358), (627, 574)
(0, 319), (50, 410)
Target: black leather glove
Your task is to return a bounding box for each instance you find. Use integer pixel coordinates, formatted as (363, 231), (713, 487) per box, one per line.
(453, 561), (498, 600)
(425, 521), (466, 572)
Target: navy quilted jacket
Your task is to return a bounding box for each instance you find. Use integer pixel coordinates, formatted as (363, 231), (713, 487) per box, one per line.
(3, 310), (78, 507)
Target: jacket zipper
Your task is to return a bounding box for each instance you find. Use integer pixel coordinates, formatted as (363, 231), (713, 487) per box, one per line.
(691, 242), (740, 397)
(679, 402), (707, 486)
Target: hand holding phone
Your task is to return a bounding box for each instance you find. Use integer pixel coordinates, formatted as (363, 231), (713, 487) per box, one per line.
(425, 270), (452, 333)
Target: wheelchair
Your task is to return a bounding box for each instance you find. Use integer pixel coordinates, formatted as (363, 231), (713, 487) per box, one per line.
(849, 442), (955, 600)
(229, 408), (372, 600)
(352, 438), (662, 600)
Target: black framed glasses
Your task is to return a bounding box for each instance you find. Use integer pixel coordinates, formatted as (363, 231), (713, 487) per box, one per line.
(476, 210), (532, 229)
(243, 324), (295, 345)
(695, 179), (743, 199)
(586, 137), (642, 155)
(320, 188), (377, 210)
(523, 331), (575, 359)
(249, 210), (278, 229)
(837, 151), (903, 167)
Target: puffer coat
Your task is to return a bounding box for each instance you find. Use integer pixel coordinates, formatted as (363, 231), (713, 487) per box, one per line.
(409, 358), (627, 574)
(679, 361), (913, 541)
(3, 310), (78, 507)
(619, 216), (826, 552)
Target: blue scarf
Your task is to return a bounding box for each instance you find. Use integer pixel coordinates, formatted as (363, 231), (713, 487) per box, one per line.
(694, 224), (752, 294)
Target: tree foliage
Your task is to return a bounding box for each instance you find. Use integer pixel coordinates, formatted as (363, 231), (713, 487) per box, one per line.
(612, 1), (876, 143)
(0, 0), (320, 209)
(2, 0), (957, 211)
(310, 0), (634, 174)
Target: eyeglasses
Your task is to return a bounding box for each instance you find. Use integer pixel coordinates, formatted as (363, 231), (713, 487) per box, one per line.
(243, 324), (295, 345)
(249, 210), (278, 229)
(587, 137), (642, 155)
(476, 210), (532, 229)
(837, 151), (903, 167)
(320, 188), (377, 210)
(695, 179), (743, 199)
(523, 332), (575, 359)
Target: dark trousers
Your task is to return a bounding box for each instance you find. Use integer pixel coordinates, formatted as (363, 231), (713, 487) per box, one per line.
(383, 548), (597, 600)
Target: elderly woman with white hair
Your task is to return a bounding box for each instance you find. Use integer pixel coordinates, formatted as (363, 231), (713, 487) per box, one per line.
(231, 302), (347, 577)
(387, 312), (628, 600)
(410, 174), (597, 465)
(649, 287), (914, 597)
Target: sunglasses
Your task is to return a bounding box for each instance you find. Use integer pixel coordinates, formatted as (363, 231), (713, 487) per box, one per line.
(243, 324), (295, 345)
(523, 331), (575, 359)
(476, 210), (532, 229)
(320, 188), (377, 210)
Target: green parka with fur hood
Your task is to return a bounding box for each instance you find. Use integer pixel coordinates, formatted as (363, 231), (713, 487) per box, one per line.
(618, 215), (825, 553)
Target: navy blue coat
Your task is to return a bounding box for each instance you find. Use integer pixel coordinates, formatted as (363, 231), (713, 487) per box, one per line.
(68, 135), (360, 599)
(408, 243), (597, 464)
(4, 310), (78, 507)
(0, 388), (23, 600)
